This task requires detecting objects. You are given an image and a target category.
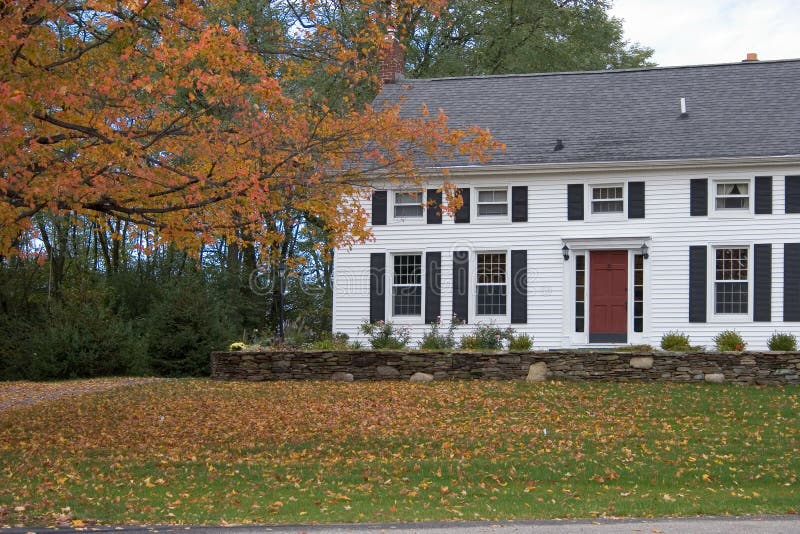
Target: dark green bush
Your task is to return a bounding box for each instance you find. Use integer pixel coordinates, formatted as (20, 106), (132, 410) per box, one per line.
(660, 331), (692, 352)
(767, 332), (797, 351)
(713, 330), (746, 352)
(146, 277), (237, 376)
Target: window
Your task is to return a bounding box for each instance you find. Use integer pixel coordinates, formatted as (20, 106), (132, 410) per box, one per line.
(591, 185), (624, 213)
(715, 182), (749, 210)
(476, 253), (506, 315)
(714, 248), (748, 314)
(575, 255), (585, 332)
(392, 254), (422, 316)
(394, 191), (424, 219)
(477, 189), (508, 216)
(633, 254), (644, 332)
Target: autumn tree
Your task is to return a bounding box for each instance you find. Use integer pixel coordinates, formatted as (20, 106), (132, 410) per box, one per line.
(0, 0), (498, 258)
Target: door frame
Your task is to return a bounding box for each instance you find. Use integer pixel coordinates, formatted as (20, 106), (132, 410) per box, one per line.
(561, 237), (651, 346)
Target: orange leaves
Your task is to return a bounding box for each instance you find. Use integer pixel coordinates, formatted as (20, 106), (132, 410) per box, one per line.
(1, 0), (499, 256)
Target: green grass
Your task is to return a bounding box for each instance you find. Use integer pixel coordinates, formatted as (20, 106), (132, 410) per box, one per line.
(0, 380), (798, 526)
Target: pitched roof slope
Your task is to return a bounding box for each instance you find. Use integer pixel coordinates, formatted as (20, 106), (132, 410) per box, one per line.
(375, 59), (800, 166)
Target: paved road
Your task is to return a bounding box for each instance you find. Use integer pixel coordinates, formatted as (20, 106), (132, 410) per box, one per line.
(7, 516), (800, 534)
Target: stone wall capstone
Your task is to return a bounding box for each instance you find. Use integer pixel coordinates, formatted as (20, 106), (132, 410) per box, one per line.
(211, 350), (800, 385)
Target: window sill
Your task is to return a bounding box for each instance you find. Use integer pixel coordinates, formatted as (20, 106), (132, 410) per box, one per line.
(588, 212), (626, 221)
(709, 313), (751, 323)
(710, 209), (753, 219)
(473, 216), (511, 224)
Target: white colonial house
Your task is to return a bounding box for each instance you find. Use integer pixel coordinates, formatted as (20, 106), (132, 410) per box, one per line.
(332, 55), (800, 350)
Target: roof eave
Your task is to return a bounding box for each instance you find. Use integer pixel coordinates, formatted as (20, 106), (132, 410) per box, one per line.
(420, 155), (800, 177)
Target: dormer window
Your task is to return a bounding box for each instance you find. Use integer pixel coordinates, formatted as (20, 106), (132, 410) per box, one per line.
(715, 182), (749, 210)
(477, 188), (508, 216)
(393, 191), (424, 219)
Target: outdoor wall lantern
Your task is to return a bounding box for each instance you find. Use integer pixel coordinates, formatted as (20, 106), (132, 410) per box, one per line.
(562, 244), (570, 261)
(641, 243), (650, 260)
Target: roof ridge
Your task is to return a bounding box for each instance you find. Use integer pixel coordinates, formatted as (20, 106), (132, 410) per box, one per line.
(405, 57), (800, 83)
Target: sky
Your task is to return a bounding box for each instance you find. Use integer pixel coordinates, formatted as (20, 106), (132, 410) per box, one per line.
(609, 0), (800, 67)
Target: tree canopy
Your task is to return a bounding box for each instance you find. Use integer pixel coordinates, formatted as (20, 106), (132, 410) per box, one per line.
(404, 0), (655, 77)
(0, 0), (499, 257)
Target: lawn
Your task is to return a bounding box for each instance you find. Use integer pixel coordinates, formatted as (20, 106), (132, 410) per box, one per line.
(1, 379), (798, 526)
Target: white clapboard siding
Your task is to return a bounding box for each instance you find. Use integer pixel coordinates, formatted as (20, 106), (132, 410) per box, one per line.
(333, 165), (800, 350)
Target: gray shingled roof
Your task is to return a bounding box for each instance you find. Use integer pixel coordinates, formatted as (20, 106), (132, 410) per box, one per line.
(374, 59), (800, 166)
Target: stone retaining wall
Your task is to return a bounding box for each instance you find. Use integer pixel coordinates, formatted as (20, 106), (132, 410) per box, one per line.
(211, 350), (800, 385)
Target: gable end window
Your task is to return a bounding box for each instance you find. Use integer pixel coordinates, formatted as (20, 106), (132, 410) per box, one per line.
(476, 253), (507, 315)
(715, 182), (749, 210)
(714, 248), (749, 314)
(394, 191), (424, 219)
(392, 254), (422, 316)
(591, 185), (624, 214)
(477, 189), (508, 217)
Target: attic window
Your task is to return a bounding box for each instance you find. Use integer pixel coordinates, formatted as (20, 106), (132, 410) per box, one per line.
(715, 182), (749, 210)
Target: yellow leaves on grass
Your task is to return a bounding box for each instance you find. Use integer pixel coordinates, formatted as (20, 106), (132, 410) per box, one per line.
(0, 380), (798, 525)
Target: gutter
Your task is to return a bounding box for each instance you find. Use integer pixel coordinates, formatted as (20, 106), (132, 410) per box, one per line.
(418, 154), (800, 178)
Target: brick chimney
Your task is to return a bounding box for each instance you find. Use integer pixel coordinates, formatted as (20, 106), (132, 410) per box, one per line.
(379, 29), (404, 84)
(742, 52), (759, 62)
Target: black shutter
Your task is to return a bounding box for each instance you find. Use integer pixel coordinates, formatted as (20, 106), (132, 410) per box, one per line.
(689, 245), (707, 323)
(426, 189), (442, 224)
(510, 250), (527, 324)
(372, 190), (387, 225)
(784, 243), (800, 321)
(628, 181), (645, 219)
(369, 253), (386, 323)
(754, 176), (773, 215)
(753, 244), (772, 322)
(690, 179), (708, 216)
(424, 252), (441, 324)
(452, 251), (469, 323)
(454, 188), (470, 223)
(511, 186), (528, 222)
(786, 176), (800, 214)
(567, 184), (584, 220)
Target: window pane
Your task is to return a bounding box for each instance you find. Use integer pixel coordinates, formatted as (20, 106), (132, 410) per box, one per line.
(394, 205), (424, 218)
(478, 189), (506, 202)
(478, 204), (508, 216)
(477, 285), (507, 315)
(395, 191), (422, 204)
(715, 197), (749, 209)
(477, 253), (506, 284)
(715, 248), (748, 281)
(393, 286), (422, 315)
(592, 200), (624, 213)
(715, 282), (748, 314)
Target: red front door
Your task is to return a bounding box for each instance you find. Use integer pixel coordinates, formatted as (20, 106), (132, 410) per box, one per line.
(589, 250), (628, 343)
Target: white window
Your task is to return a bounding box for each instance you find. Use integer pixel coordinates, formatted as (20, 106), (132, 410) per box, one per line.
(714, 248), (749, 314)
(477, 189), (508, 217)
(715, 182), (749, 210)
(476, 252), (506, 315)
(392, 254), (422, 316)
(591, 185), (624, 213)
(394, 191), (424, 219)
